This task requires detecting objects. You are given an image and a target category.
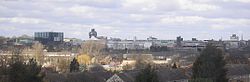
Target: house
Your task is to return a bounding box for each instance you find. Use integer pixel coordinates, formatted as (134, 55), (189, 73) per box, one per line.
(106, 68), (189, 82)
(106, 70), (138, 82)
(44, 71), (114, 82)
(157, 69), (189, 82)
(227, 64), (250, 82)
(106, 74), (124, 82)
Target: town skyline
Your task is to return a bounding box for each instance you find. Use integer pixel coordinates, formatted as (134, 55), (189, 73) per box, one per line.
(0, 30), (249, 41)
(1, 0), (250, 40)
(1, 0), (250, 82)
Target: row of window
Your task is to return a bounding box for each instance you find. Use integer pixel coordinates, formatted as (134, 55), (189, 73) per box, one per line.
(35, 32), (63, 38)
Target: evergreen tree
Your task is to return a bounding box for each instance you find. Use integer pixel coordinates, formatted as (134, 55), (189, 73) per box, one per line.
(192, 44), (228, 82)
(8, 58), (44, 82)
(135, 64), (159, 82)
(8, 46), (26, 82)
(172, 63), (177, 69)
(8, 60), (26, 82)
(3, 46), (43, 82)
(26, 58), (44, 82)
(70, 58), (80, 72)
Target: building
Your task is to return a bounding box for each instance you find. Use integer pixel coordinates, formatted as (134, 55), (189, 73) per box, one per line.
(230, 34), (239, 41)
(34, 32), (64, 45)
(227, 64), (250, 82)
(176, 36), (183, 47)
(89, 29), (98, 39)
(147, 36), (157, 41)
(192, 38), (198, 41)
(107, 40), (152, 50)
(182, 40), (206, 49)
(64, 38), (82, 46)
(6, 35), (33, 46)
(106, 68), (189, 82)
(107, 36), (175, 50)
(248, 40), (250, 46)
(225, 34), (241, 49)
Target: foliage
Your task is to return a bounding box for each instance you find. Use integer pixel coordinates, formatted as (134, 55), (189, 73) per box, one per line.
(172, 63), (177, 69)
(77, 54), (91, 65)
(135, 54), (153, 69)
(122, 64), (133, 70)
(192, 44), (228, 82)
(0, 36), (7, 45)
(135, 64), (159, 82)
(70, 58), (80, 72)
(32, 42), (44, 64)
(79, 40), (107, 64)
(88, 63), (105, 72)
(8, 58), (44, 82)
(58, 58), (70, 73)
(0, 46), (43, 82)
(80, 40), (106, 56)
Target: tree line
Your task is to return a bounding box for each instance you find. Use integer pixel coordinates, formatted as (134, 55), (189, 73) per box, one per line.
(0, 47), (44, 82)
(135, 44), (228, 82)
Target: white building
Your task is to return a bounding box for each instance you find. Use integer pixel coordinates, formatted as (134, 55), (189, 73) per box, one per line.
(225, 34), (241, 49)
(107, 38), (176, 50)
(230, 34), (239, 41)
(107, 40), (152, 50)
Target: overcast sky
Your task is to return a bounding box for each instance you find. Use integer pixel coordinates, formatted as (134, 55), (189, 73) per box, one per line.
(0, 0), (250, 40)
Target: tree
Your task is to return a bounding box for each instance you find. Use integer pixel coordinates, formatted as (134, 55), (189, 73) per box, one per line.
(58, 58), (70, 73)
(77, 54), (91, 71)
(88, 63), (105, 72)
(8, 60), (26, 82)
(25, 58), (44, 82)
(135, 64), (159, 82)
(70, 58), (80, 72)
(80, 40), (106, 56)
(122, 64), (133, 70)
(0, 56), (9, 77)
(135, 54), (153, 69)
(172, 63), (177, 69)
(80, 40), (107, 64)
(192, 44), (228, 82)
(32, 42), (44, 65)
(77, 54), (91, 65)
(0, 36), (7, 45)
(1, 46), (43, 82)
(8, 58), (44, 82)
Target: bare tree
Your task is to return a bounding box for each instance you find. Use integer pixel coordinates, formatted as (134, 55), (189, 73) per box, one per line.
(0, 36), (7, 45)
(57, 58), (70, 73)
(11, 46), (24, 62)
(80, 40), (106, 63)
(32, 41), (44, 65)
(135, 54), (154, 69)
(77, 54), (91, 65)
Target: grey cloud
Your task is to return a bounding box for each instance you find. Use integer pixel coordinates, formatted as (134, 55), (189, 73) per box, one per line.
(0, 0), (250, 40)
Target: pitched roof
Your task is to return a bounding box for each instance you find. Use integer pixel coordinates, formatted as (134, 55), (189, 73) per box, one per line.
(226, 64), (250, 77)
(113, 69), (189, 82)
(45, 71), (114, 82)
(106, 74), (123, 82)
(86, 71), (114, 82)
(117, 70), (140, 82)
(157, 68), (189, 82)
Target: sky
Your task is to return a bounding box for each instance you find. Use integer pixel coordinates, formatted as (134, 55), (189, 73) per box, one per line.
(0, 0), (250, 40)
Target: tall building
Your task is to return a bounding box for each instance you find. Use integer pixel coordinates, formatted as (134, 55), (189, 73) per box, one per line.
(147, 36), (157, 41)
(230, 34), (239, 41)
(34, 32), (64, 45)
(176, 36), (183, 47)
(89, 29), (97, 39)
